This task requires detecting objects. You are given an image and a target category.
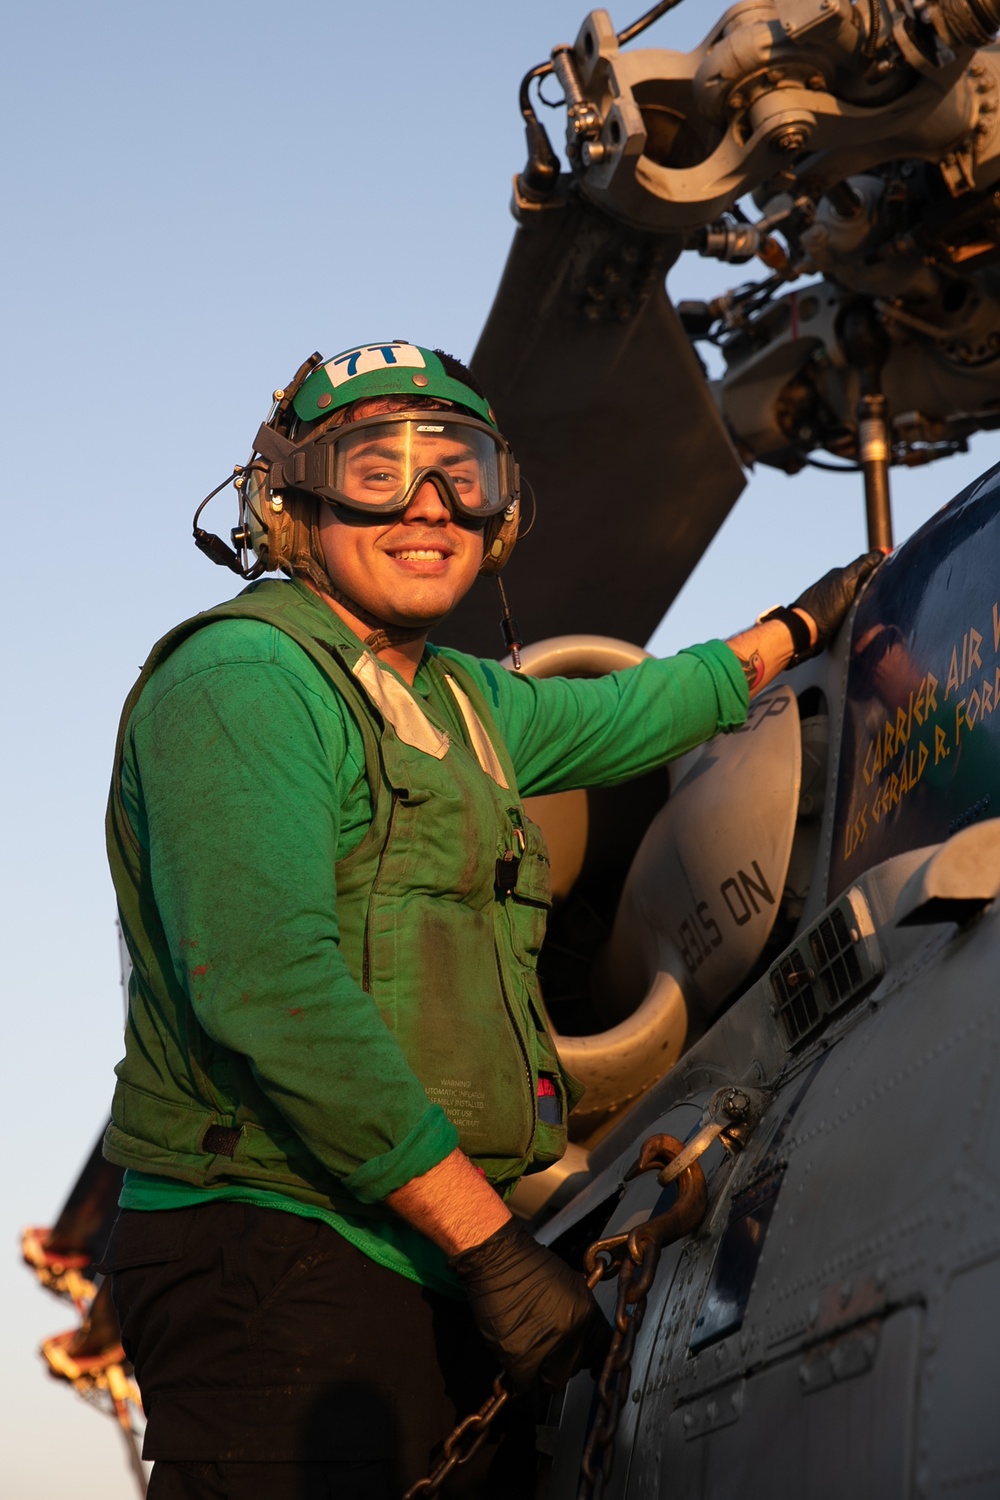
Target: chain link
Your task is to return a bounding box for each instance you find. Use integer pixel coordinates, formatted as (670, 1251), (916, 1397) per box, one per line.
(401, 1375), (509, 1500)
(578, 1237), (659, 1500)
(576, 1132), (709, 1499)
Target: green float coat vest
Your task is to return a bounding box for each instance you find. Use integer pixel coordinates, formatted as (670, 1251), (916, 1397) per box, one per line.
(105, 581), (580, 1215)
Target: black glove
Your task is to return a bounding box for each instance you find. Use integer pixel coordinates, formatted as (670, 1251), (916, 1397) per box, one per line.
(788, 551), (884, 662)
(450, 1219), (611, 1392)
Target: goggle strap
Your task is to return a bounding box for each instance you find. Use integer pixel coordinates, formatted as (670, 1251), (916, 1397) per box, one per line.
(253, 422), (297, 462)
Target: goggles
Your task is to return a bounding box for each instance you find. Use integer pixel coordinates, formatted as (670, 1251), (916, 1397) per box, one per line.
(255, 411), (519, 525)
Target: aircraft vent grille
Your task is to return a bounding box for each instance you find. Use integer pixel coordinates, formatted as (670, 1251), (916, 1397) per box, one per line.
(769, 891), (882, 1049)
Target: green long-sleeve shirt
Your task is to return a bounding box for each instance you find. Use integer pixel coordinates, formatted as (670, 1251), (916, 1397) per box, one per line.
(119, 580), (748, 1291)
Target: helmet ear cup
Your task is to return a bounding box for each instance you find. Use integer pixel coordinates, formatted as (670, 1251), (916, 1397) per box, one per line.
(478, 498), (519, 576)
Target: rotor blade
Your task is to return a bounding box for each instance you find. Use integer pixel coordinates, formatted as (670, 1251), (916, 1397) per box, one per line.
(46, 1124), (124, 1273)
(438, 191), (746, 657)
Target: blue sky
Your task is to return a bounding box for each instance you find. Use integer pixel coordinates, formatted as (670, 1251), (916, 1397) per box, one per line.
(3, 4), (996, 1494)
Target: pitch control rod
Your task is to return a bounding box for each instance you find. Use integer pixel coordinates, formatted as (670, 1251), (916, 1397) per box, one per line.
(842, 304), (894, 552)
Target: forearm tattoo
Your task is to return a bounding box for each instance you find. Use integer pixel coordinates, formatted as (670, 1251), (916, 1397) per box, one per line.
(737, 650), (765, 691)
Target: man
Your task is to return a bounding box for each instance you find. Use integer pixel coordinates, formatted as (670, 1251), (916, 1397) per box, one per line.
(101, 341), (879, 1499)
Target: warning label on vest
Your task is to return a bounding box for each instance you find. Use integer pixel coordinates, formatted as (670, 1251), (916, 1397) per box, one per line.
(426, 1078), (487, 1130)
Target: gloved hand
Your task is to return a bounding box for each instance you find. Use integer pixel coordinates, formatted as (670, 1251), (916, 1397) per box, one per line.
(791, 551), (884, 659)
(450, 1219), (611, 1392)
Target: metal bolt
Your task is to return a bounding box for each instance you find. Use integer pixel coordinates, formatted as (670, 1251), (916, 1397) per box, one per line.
(775, 126), (808, 154)
(581, 139), (607, 167)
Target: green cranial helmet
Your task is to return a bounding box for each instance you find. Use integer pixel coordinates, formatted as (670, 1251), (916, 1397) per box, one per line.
(193, 340), (522, 655)
(292, 342), (498, 429)
(237, 340), (519, 583)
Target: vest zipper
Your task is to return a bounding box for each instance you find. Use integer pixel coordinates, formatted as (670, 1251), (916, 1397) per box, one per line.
(362, 789), (402, 993)
(494, 942), (535, 1139)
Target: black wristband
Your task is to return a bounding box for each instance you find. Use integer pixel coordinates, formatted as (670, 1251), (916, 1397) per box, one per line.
(759, 605), (814, 667)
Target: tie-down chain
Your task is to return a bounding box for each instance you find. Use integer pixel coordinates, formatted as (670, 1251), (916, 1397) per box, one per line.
(404, 1086), (760, 1500)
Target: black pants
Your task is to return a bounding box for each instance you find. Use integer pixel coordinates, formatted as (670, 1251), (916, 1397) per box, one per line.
(102, 1203), (536, 1499)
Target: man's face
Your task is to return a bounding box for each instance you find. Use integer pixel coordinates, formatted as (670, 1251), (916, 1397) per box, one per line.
(315, 423), (485, 629)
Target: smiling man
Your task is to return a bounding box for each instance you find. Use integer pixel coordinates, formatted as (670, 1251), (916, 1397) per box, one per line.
(100, 342), (880, 1500)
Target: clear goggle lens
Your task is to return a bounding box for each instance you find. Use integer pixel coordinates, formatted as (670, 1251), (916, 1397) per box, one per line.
(316, 415), (514, 519)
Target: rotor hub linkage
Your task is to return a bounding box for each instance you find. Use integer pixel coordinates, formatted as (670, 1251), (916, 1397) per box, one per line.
(842, 304), (894, 552)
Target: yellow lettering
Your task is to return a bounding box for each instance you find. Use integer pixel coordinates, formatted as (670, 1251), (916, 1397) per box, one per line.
(962, 631), (969, 684)
(889, 771), (900, 808)
(946, 647), (960, 700)
(926, 673), (938, 713)
(935, 724), (949, 763)
(956, 699), (968, 744)
(914, 679), (926, 726)
(896, 705), (909, 750)
(969, 627), (984, 673)
(994, 601), (1000, 654)
(873, 734), (883, 777)
(968, 688), (981, 728)
(917, 739), (929, 781)
(863, 738), (875, 788)
(884, 719), (895, 763)
(846, 803), (870, 859)
(899, 757), (910, 796)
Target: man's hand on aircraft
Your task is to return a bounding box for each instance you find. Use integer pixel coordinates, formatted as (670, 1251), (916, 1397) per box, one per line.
(727, 550), (883, 698)
(791, 551), (885, 658)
